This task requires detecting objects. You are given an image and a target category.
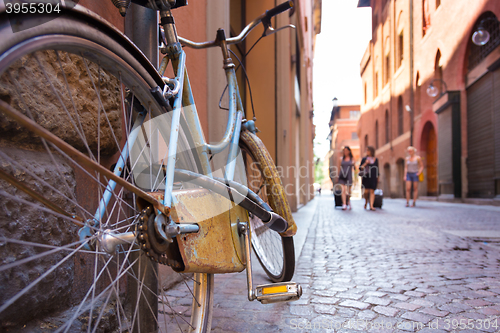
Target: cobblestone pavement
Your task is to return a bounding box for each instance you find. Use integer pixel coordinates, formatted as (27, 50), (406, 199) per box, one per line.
(173, 196), (500, 332)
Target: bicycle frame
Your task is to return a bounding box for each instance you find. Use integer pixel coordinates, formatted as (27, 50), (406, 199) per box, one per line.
(93, 21), (243, 226)
(86, 2), (292, 254)
(159, 49), (244, 207)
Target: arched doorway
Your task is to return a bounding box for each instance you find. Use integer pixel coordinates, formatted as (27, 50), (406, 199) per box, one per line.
(383, 163), (391, 197)
(420, 122), (438, 196)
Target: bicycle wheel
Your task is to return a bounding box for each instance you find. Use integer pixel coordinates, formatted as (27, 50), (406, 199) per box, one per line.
(239, 130), (295, 283)
(0, 12), (212, 333)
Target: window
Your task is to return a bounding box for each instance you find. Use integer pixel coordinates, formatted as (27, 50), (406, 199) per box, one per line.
(374, 72), (379, 97)
(385, 54), (390, 84)
(364, 135), (368, 152)
(364, 83), (367, 104)
(434, 50), (443, 94)
(398, 96), (404, 136)
(350, 110), (360, 119)
(436, 0), (440, 8)
(373, 14), (378, 33)
(415, 72), (421, 114)
(352, 132), (359, 140)
(435, 50), (442, 80)
(423, 0), (431, 36)
(372, 13), (379, 42)
(397, 31), (404, 68)
(375, 121), (379, 149)
(468, 12), (500, 71)
(385, 109), (390, 144)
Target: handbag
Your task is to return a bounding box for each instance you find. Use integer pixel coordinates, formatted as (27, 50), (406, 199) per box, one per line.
(358, 158), (366, 177)
(358, 168), (366, 177)
(419, 172), (424, 182)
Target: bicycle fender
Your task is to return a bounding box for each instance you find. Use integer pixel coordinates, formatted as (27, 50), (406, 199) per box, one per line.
(240, 130), (297, 237)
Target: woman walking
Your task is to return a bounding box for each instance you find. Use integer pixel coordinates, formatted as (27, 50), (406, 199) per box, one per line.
(359, 146), (379, 211)
(338, 146), (355, 210)
(404, 146), (424, 207)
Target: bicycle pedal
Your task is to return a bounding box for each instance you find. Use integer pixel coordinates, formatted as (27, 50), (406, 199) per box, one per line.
(254, 282), (302, 304)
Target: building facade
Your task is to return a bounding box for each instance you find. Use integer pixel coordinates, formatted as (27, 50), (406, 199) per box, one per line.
(358, 0), (500, 199)
(327, 103), (361, 188)
(81, 0), (320, 210)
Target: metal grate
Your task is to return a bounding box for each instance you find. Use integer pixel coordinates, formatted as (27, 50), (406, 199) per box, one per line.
(468, 12), (500, 71)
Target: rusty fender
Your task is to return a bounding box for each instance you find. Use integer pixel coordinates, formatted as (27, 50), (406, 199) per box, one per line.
(239, 130), (297, 237)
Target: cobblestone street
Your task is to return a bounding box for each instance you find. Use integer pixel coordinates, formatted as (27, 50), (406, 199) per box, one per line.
(178, 196), (500, 332)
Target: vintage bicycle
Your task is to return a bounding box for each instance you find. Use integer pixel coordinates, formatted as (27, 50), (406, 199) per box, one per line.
(0, 0), (301, 331)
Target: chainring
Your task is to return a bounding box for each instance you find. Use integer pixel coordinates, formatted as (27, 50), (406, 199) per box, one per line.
(136, 206), (184, 270)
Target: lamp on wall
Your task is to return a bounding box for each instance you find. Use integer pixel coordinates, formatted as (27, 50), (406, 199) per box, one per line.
(472, 17), (499, 46)
(332, 97), (338, 108)
(426, 78), (448, 98)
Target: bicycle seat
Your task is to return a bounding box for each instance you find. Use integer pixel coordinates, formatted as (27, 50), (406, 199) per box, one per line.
(131, 0), (188, 10)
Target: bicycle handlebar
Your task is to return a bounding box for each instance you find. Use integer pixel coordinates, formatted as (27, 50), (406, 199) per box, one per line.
(264, 0), (294, 24)
(178, 1), (294, 49)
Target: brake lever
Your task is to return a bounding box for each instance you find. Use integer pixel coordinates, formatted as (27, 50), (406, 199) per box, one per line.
(263, 24), (296, 37)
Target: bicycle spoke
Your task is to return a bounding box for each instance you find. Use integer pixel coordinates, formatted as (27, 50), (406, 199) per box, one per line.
(59, 255), (132, 333)
(4, 70), (89, 220)
(0, 237), (101, 272)
(54, 50), (96, 161)
(35, 52), (95, 161)
(0, 150), (95, 219)
(23, 56), (92, 219)
(0, 240), (92, 314)
(45, 141), (138, 216)
(80, 55), (122, 157)
(0, 189), (89, 228)
(0, 29), (211, 332)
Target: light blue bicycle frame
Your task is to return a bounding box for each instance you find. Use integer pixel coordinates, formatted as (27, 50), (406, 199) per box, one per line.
(93, 48), (244, 222)
(161, 50), (244, 207)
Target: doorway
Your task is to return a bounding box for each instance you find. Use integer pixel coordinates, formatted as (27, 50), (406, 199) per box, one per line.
(383, 163), (391, 197)
(396, 158), (405, 197)
(421, 122), (438, 196)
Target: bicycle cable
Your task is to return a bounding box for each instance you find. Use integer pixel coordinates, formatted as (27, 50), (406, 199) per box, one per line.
(218, 35), (263, 121)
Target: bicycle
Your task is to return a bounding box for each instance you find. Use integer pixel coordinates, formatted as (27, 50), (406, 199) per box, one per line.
(0, 0), (302, 332)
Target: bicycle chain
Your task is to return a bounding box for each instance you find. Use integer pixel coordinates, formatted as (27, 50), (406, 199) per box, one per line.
(136, 206), (183, 270)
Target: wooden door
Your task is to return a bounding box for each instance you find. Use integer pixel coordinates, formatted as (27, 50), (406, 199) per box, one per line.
(467, 71), (495, 197)
(426, 127), (438, 195)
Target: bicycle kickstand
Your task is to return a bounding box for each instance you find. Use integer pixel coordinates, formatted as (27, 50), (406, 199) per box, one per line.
(238, 221), (302, 304)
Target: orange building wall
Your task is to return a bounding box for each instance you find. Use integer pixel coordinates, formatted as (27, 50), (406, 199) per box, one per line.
(79, 0), (125, 31)
(329, 105), (360, 185)
(168, 3), (209, 136)
(79, 1), (317, 209)
(358, 0), (500, 198)
(244, 0), (277, 161)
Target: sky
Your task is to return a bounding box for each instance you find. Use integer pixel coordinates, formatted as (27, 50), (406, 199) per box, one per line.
(313, 0), (372, 158)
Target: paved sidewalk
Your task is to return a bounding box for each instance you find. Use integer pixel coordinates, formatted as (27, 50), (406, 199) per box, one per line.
(183, 196), (500, 332)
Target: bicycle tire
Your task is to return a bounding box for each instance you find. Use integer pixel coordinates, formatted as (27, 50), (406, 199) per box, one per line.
(239, 130), (295, 283)
(0, 11), (213, 333)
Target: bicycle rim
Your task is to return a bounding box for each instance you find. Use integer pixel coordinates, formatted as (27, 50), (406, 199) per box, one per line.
(0, 16), (212, 333)
(240, 142), (294, 282)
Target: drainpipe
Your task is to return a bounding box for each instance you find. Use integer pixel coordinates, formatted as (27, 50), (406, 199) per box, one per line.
(124, 5), (158, 333)
(409, 0), (414, 146)
(274, 0), (278, 165)
(125, 3), (159, 69)
(390, 0), (395, 151)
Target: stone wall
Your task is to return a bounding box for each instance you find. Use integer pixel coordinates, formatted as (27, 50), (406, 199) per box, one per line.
(0, 50), (122, 327)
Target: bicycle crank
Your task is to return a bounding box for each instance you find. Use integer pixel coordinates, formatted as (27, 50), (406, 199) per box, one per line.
(80, 206), (199, 271)
(238, 221), (302, 304)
